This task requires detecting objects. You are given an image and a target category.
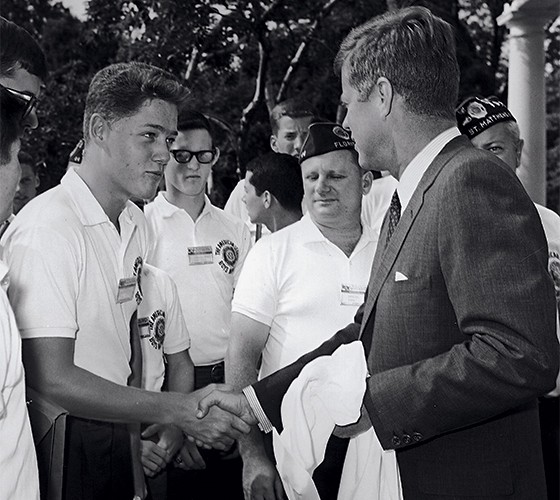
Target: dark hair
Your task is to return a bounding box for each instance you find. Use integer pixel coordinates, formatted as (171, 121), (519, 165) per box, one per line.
(0, 86), (26, 163)
(269, 99), (315, 135)
(334, 6), (459, 119)
(18, 150), (38, 171)
(246, 152), (303, 211)
(177, 109), (215, 144)
(0, 17), (47, 80)
(83, 62), (190, 142)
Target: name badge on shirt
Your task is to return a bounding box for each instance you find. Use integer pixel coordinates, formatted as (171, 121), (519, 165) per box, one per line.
(117, 277), (137, 303)
(341, 284), (366, 306)
(188, 246), (213, 266)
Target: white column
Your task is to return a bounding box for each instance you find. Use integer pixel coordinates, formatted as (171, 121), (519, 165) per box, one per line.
(498, 2), (558, 204)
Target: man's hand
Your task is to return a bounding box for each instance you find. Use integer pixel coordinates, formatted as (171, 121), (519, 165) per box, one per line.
(175, 384), (254, 450)
(196, 385), (257, 426)
(174, 439), (207, 471)
(243, 455), (286, 500)
(140, 439), (168, 477)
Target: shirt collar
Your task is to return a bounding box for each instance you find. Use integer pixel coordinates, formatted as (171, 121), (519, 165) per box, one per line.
(61, 168), (139, 227)
(297, 212), (376, 250)
(153, 191), (213, 221)
(397, 127), (461, 212)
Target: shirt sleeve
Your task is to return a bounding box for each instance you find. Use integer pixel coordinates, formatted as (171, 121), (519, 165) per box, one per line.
(161, 273), (191, 355)
(232, 238), (277, 326)
(4, 225), (80, 338)
(232, 222), (252, 288)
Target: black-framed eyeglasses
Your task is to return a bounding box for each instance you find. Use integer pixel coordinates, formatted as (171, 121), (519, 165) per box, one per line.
(0, 83), (38, 121)
(170, 149), (216, 164)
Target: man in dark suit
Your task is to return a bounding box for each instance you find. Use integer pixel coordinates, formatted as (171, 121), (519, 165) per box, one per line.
(199, 7), (559, 499)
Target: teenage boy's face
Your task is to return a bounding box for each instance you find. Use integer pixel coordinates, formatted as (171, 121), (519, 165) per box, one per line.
(165, 128), (217, 198)
(270, 116), (313, 157)
(0, 65), (43, 130)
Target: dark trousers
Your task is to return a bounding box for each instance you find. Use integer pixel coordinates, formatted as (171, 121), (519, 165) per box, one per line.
(63, 416), (133, 500)
(167, 361), (244, 500)
(539, 397), (559, 500)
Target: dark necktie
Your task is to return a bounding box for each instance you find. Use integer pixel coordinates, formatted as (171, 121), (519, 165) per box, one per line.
(386, 190), (401, 244)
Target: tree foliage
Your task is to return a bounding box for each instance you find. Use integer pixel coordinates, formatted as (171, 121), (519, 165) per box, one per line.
(1, 0), (558, 207)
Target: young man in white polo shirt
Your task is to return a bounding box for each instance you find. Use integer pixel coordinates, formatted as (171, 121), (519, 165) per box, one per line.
(137, 263), (194, 500)
(226, 122), (377, 500)
(0, 18), (46, 497)
(2, 63), (252, 500)
(145, 110), (251, 499)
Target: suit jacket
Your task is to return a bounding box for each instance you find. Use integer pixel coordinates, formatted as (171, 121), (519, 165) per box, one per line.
(252, 136), (559, 499)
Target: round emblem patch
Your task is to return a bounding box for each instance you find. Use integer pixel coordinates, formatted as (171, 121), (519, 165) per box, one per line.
(148, 309), (166, 350)
(467, 101), (487, 120)
(215, 239), (239, 274)
(332, 126), (351, 140)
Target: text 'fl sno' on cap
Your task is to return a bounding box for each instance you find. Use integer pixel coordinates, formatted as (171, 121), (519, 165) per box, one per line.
(299, 122), (355, 163)
(455, 96), (516, 139)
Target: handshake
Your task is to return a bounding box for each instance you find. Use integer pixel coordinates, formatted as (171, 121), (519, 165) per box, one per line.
(174, 384), (258, 451)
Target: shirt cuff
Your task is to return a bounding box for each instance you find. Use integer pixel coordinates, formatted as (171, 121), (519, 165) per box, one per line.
(242, 386), (273, 434)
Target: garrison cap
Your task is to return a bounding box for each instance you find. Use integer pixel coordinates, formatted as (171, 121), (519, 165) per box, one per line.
(299, 122), (355, 163)
(455, 96), (516, 139)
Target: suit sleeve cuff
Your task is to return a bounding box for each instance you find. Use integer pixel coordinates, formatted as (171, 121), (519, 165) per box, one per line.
(242, 386), (273, 434)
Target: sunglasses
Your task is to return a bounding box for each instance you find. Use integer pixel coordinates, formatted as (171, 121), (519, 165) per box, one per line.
(170, 149), (216, 164)
(0, 84), (38, 121)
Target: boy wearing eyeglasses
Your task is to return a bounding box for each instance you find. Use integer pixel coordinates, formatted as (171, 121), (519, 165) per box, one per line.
(144, 110), (250, 500)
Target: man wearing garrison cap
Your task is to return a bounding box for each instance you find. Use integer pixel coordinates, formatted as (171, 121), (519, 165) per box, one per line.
(457, 96), (560, 497)
(226, 122), (378, 500)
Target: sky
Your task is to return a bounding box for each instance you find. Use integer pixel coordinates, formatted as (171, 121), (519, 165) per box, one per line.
(60, 0), (88, 20)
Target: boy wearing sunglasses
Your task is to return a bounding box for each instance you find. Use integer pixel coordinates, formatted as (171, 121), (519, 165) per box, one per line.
(0, 17), (46, 131)
(145, 110), (250, 500)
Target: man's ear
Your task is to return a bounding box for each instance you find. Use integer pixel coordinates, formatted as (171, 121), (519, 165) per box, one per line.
(89, 114), (109, 146)
(212, 147), (221, 166)
(263, 190), (272, 209)
(361, 170), (373, 195)
(376, 77), (393, 118)
(515, 139), (524, 170)
(270, 135), (280, 153)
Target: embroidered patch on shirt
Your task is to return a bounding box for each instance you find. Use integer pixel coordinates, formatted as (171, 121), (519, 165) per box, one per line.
(215, 239), (239, 274)
(139, 309), (166, 350)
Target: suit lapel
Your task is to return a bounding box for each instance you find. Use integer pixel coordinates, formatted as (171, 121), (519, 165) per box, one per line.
(360, 137), (470, 335)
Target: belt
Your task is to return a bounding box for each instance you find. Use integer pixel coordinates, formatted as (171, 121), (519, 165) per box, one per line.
(194, 361), (225, 389)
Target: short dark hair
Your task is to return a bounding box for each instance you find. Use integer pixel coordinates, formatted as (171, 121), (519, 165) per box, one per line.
(0, 17), (47, 80)
(0, 86), (26, 163)
(334, 6), (459, 119)
(246, 152), (303, 211)
(177, 109), (215, 144)
(269, 99), (315, 135)
(18, 150), (38, 171)
(83, 62), (190, 142)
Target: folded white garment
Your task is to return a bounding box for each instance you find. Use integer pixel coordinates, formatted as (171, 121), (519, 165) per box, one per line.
(272, 341), (403, 500)
(272, 341), (368, 500)
(338, 428), (403, 500)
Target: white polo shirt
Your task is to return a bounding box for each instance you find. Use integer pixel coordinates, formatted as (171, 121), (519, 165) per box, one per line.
(138, 264), (191, 392)
(0, 257), (39, 499)
(232, 213), (377, 378)
(145, 192), (251, 366)
(2, 168), (149, 386)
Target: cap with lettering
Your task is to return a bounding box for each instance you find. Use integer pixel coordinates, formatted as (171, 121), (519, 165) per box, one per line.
(455, 96), (515, 139)
(299, 122), (355, 163)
